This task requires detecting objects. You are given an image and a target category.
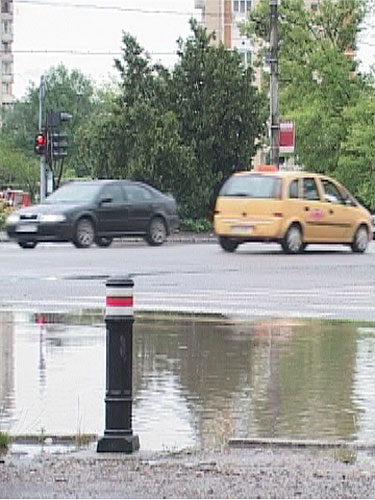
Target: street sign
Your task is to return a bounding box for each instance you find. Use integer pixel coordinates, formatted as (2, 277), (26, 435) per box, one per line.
(279, 120), (295, 154)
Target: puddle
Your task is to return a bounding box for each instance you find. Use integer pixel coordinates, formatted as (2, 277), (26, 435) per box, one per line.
(1, 311), (375, 451)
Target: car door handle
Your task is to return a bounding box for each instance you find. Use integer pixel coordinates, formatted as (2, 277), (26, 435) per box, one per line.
(329, 209), (334, 214)
(304, 206), (310, 211)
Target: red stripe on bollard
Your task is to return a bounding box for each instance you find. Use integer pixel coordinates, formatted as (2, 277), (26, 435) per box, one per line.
(106, 296), (134, 307)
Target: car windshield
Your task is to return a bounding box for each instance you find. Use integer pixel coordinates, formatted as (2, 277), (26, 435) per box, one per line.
(43, 183), (102, 204)
(220, 174), (282, 199)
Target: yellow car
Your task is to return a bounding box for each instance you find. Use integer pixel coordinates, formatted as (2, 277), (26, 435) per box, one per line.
(214, 167), (372, 253)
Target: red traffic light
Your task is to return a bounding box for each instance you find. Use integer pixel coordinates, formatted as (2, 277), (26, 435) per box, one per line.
(34, 131), (47, 155)
(37, 134), (46, 146)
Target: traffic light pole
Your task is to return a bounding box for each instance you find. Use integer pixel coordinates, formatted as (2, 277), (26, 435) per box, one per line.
(270, 0), (279, 168)
(39, 76), (47, 202)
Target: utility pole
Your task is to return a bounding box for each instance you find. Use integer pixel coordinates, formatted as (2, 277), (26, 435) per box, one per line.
(38, 75), (47, 202)
(269, 0), (279, 167)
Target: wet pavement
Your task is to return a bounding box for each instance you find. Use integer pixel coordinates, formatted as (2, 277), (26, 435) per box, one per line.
(3, 311), (375, 498)
(2, 311), (375, 450)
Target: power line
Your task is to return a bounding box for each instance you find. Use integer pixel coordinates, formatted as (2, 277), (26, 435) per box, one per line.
(16, 0), (214, 17)
(1, 49), (179, 55)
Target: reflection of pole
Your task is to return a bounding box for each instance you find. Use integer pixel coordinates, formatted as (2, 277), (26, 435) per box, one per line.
(39, 76), (47, 202)
(97, 277), (140, 453)
(270, 0), (279, 167)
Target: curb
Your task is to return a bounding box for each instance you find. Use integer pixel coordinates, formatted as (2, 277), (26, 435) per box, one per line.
(228, 437), (375, 450)
(0, 232), (217, 244)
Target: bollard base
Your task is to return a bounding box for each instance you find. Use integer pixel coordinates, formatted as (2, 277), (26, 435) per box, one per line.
(97, 434), (140, 454)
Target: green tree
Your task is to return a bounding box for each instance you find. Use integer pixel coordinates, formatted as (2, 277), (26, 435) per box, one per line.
(171, 20), (266, 214)
(1, 64), (95, 185)
(338, 87), (375, 208)
(242, 0), (366, 176)
(0, 138), (39, 198)
(78, 22), (266, 219)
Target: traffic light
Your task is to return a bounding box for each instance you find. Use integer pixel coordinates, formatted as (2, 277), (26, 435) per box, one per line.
(49, 131), (68, 161)
(34, 130), (47, 155)
(47, 110), (73, 128)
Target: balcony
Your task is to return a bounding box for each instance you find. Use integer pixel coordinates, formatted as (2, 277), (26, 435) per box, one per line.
(1, 32), (13, 43)
(2, 72), (13, 84)
(1, 53), (13, 63)
(1, 92), (14, 106)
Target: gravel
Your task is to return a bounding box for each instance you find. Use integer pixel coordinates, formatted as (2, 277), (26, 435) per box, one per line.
(2, 444), (375, 498)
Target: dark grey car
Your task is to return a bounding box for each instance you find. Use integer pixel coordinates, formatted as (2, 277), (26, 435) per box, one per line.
(5, 180), (180, 249)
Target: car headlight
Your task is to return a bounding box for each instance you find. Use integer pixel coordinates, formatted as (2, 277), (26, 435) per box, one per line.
(40, 214), (67, 223)
(6, 213), (20, 224)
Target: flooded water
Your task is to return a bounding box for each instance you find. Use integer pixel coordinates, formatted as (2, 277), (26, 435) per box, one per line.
(1, 310), (375, 451)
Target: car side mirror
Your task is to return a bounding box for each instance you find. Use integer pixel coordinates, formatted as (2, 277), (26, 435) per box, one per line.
(100, 197), (113, 205)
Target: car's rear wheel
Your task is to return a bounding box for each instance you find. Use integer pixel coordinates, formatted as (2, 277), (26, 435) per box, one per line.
(95, 236), (113, 248)
(351, 225), (368, 253)
(145, 217), (167, 246)
(18, 241), (37, 249)
(73, 218), (95, 248)
(281, 224), (304, 254)
(219, 236), (239, 253)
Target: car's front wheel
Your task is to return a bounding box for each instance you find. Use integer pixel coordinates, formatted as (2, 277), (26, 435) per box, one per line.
(351, 225), (369, 253)
(281, 224), (304, 254)
(95, 236), (113, 248)
(73, 218), (95, 248)
(219, 236), (239, 253)
(145, 217), (167, 246)
(18, 241), (37, 249)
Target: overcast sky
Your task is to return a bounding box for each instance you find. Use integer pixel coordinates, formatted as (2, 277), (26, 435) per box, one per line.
(12, 0), (375, 99)
(12, 0), (200, 98)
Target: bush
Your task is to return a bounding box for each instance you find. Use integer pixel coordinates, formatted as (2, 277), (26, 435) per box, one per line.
(0, 200), (11, 231)
(180, 218), (213, 233)
(0, 431), (11, 449)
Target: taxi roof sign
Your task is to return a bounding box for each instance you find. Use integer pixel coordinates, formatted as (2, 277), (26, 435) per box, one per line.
(254, 165), (279, 172)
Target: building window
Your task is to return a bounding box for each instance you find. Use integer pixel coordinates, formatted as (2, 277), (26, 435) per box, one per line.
(1, 2), (10, 14)
(233, 0), (239, 12)
(239, 50), (252, 68)
(1, 20), (10, 34)
(240, 0), (245, 13)
(246, 0), (252, 11)
(2, 61), (11, 75)
(1, 42), (10, 53)
(2, 83), (11, 95)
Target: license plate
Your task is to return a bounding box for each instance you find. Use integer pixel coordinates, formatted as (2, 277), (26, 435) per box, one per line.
(16, 224), (38, 233)
(231, 225), (253, 234)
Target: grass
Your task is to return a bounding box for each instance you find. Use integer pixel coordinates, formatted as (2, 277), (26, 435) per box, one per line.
(0, 431), (11, 450)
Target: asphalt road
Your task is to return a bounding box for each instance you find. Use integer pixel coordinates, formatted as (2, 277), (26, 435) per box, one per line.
(1, 238), (375, 321)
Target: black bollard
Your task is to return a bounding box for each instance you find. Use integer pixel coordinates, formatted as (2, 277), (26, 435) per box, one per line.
(97, 276), (140, 453)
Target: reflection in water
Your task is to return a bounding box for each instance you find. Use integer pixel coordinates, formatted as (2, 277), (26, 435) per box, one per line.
(0, 311), (375, 450)
(0, 312), (14, 427)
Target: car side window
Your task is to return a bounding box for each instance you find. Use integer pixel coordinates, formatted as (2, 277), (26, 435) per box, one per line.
(303, 178), (320, 201)
(321, 179), (345, 204)
(288, 179), (299, 199)
(100, 185), (124, 203)
(124, 185), (152, 202)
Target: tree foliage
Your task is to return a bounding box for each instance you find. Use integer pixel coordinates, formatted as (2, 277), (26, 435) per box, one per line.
(0, 138), (39, 198)
(1, 64), (95, 183)
(242, 0), (375, 208)
(78, 20), (266, 218)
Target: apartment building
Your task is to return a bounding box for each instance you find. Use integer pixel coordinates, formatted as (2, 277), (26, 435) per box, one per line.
(195, 0), (262, 86)
(0, 0), (14, 108)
